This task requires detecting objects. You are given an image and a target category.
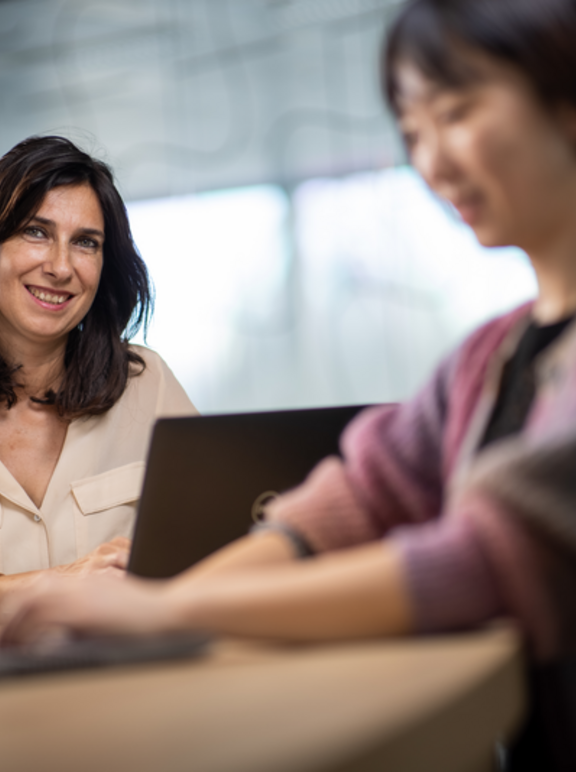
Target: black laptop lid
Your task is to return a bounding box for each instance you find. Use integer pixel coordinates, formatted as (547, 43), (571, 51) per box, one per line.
(128, 404), (367, 578)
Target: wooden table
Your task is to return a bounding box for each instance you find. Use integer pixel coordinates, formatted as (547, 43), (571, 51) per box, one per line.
(0, 625), (524, 772)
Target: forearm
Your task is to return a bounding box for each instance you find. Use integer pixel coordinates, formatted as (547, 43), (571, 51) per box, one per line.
(185, 531), (298, 580)
(0, 570), (46, 603)
(0, 537), (130, 607)
(168, 541), (412, 641)
(0, 539), (412, 645)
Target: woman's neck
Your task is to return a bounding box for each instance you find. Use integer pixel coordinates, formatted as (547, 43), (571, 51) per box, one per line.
(0, 334), (67, 399)
(527, 215), (576, 324)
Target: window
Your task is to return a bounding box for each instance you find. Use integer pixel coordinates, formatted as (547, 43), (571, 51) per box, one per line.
(128, 167), (536, 412)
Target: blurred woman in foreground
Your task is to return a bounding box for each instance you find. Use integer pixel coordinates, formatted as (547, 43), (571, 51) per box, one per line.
(3, 0), (576, 754)
(0, 136), (196, 597)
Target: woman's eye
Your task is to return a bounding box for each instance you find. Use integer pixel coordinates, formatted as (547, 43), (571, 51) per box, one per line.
(23, 226), (45, 239)
(76, 237), (99, 249)
(438, 101), (471, 125)
(401, 130), (418, 152)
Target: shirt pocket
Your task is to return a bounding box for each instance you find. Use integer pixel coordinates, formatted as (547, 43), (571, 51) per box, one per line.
(71, 462), (145, 554)
(71, 462), (145, 516)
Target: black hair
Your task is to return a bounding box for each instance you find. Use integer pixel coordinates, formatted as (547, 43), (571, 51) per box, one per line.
(384, 0), (576, 113)
(0, 135), (153, 418)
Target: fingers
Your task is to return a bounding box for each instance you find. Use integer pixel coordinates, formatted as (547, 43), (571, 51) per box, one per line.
(57, 540), (131, 576)
(94, 538), (131, 557)
(0, 538), (162, 646)
(0, 574), (121, 645)
(112, 548), (129, 570)
(94, 539), (130, 569)
(103, 537), (131, 551)
(99, 565), (127, 578)
(109, 536), (131, 549)
(0, 576), (78, 646)
(96, 550), (129, 571)
(0, 573), (177, 646)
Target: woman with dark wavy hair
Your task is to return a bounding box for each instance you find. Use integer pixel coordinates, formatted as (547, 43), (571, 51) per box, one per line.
(0, 135), (196, 595)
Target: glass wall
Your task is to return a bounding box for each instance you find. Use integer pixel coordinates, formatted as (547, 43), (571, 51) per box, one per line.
(128, 166), (537, 413)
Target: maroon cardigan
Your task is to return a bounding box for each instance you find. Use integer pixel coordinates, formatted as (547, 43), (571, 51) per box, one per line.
(265, 303), (576, 661)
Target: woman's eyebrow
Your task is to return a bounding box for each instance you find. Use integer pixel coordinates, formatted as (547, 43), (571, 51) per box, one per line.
(30, 215), (104, 239)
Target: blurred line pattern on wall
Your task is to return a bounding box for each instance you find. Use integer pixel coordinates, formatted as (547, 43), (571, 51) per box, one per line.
(0, 0), (400, 197)
(0, 0), (536, 412)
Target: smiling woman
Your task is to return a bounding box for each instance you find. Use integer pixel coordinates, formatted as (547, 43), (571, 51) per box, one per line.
(0, 185), (104, 358)
(0, 136), (197, 592)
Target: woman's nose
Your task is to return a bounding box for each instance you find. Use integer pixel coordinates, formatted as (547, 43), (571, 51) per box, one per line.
(412, 131), (456, 193)
(44, 241), (73, 281)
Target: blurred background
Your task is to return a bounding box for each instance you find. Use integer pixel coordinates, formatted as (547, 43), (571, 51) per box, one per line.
(0, 0), (537, 413)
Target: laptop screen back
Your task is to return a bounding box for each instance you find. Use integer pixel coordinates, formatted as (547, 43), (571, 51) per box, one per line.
(128, 405), (368, 578)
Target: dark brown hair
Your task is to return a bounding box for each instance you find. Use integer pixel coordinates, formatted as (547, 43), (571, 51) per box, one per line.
(384, 0), (576, 113)
(0, 135), (153, 418)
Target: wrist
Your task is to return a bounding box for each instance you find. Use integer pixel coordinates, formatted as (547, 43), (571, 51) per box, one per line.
(162, 576), (214, 633)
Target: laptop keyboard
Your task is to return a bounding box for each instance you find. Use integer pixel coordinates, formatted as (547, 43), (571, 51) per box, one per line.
(0, 631), (210, 678)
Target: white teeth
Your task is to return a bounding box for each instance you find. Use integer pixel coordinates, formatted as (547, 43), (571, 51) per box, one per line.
(29, 287), (69, 305)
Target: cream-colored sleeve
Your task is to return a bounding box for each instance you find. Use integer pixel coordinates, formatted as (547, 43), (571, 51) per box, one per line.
(132, 345), (199, 418)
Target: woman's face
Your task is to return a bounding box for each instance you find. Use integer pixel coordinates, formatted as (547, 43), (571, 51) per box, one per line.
(395, 52), (576, 253)
(0, 183), (104, 351)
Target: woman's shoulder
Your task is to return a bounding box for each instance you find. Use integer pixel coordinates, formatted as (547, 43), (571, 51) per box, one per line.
(126, 344), (198, 417)
(458, 302), (533, 359)
(443, 301), (534, 401)
(128, 343), (166, 370)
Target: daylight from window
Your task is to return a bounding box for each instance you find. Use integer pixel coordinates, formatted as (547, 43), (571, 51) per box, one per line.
(128, 166), (537, 414)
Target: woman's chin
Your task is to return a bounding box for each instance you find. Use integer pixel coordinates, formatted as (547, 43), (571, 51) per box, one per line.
(17, 323), (72, 348)
(470, 225), (515, 250)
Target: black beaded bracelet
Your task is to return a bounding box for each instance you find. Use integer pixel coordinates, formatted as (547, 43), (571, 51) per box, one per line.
(249, 522), (315, 559)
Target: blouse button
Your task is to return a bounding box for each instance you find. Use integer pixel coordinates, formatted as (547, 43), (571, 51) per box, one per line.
(33, 514), (41, 522)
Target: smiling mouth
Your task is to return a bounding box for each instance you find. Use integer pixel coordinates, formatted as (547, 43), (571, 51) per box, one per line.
(450, 192), (484, 221)
(27, 286), (73, 305)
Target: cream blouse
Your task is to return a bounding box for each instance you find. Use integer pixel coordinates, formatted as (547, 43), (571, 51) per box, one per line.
(0, 346), (198, 575)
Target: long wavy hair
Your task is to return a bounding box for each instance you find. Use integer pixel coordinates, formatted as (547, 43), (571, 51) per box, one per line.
(0, 135), (153, 419)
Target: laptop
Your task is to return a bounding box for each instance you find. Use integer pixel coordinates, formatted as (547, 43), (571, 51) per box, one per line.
(128, 404), (368, 578)
(0, 404), (368, 678)
(0, 632), (211, 679)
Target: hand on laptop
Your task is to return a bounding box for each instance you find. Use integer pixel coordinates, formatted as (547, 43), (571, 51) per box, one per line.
(53, 537), (131, 578)
(0, 572), (176, 647)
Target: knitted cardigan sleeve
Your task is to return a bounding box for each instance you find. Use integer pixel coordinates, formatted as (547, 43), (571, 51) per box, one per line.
(388, 330), (576, 661)
(265, 414), (564, 659)
(263, 308), (528, 551)
(263, 307), (575, 660)
(264, 349), (457, 552)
